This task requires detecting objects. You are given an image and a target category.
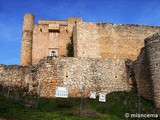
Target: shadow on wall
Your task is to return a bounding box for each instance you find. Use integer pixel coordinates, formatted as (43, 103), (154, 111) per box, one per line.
(125, 48), (154, 102)
(130, 32), (160, 108)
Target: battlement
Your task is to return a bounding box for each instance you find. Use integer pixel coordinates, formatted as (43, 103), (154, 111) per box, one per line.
(38, 17), (82, 25)
(67, 17), (82, 23)
(38, 20), (67, 25)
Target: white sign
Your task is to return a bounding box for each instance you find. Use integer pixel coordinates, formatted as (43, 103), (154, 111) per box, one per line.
(99, 93), (106, 102)
(55, 87), (68, 98)
(90, 92), (96, 99)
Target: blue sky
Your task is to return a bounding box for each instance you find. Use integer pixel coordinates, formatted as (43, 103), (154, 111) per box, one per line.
(0, 0), (160, 65)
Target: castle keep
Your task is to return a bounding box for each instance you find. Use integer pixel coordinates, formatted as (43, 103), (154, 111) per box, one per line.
(21, 14), (160, 66)
(21, 14), (82, 66)
(0, 13), (160, 108)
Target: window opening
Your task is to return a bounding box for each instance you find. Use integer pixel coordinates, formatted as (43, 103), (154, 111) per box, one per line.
(51, 51), (56, 57)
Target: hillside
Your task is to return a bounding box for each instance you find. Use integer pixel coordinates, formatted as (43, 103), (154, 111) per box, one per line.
(0, 90), (158, 120)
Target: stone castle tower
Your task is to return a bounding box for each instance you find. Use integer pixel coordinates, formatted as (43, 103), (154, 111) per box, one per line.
(20, 13), (160, 66)
(145, 33), (160, 108)
(20, 13), (82, 66)
(132, 32), (160, 108)
(21, 14), (35, 66)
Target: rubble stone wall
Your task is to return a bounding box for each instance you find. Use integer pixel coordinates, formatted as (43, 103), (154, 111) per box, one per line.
(133, 32), (160, 108)
(145, 32), (160, 108)
(0, 57), (129, 98)
(133, 48), (153, 101)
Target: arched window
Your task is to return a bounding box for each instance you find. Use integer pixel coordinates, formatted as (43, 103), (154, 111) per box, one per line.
(49, 48), (58, 57)
(51, 51), (56, 57)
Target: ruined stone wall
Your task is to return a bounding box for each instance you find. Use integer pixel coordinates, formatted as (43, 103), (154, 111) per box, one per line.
(74, 22), (160, 60)
(145, 32), (160, 108)
(133, 48), (153, 101)
(37, 57), (129, 97)
(0, 65), (27, 88)
(0, 57), (129, 98)
(0, 64), (39, 96)
(133, 32), (160, 108)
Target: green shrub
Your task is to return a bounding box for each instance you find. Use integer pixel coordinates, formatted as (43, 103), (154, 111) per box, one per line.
(66, 35), (74, 57)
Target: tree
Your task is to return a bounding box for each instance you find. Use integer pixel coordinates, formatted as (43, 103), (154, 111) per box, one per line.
(66, 35), (74, 57)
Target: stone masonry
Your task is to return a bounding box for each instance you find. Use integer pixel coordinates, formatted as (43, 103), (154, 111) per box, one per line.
(1, 13), (160, 108)
(20, 14), (160, 65)
(133, 32), (160, 108)
(21, 14), (34, 66)
(21, 14), (82, 65)
(74, 22), (160, 60)
(0, 57), (129, 98)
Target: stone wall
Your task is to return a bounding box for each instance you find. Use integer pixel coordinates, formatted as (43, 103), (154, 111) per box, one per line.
(74, 22), (160, 60)
(31, 18), (83, 64)
(0, 57), (129, 98)
(73, 23), (100, 58)
(133, 48), (153, 101)
(32, 24), (49, 64)
(21, 14), (160, 66)
(20, 13), (82, 65)
(132, 32), (160, 108)
(32, 20), (72, 64)
(145, 32), (160, 108)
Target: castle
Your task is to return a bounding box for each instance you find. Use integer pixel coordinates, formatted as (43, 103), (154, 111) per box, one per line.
(20, 13), (160, 66)
(0, 13), (160, 108)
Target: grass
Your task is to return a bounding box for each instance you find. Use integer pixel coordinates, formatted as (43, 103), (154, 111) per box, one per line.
(0, 90), (159, 120)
